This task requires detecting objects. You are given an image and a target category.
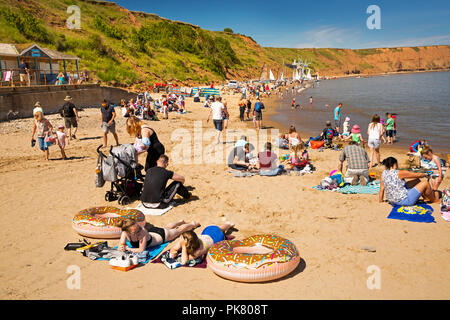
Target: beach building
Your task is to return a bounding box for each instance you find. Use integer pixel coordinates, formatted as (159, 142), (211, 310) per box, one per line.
(0, 43), (80, 86)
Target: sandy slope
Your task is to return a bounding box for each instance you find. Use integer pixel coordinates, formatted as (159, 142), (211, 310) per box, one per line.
(0, 89), (449, 300)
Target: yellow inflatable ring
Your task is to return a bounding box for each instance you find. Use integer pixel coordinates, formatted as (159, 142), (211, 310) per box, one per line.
(72, 206), (145, 239)
(206, 234), (300, 282)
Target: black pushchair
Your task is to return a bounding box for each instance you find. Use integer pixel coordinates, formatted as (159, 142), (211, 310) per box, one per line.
(96, 144), (145, 206)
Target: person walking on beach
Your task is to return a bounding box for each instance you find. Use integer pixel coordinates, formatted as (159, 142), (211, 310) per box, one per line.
(246, 98), (252, 120)
(31, 103), (54, 161)
(310, 96), (313, 108)
(61, 95), (79, 140)
(100, 99), (119, 148)
(367, 114), (384, 168)
(207, 96), (225, 144)
(334, 103), (342, 133)
(238, 97), (246, 122)
(253, 98), (265, 130)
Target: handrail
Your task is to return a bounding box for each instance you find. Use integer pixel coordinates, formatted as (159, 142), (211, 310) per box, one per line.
(1, 68), (96, 86)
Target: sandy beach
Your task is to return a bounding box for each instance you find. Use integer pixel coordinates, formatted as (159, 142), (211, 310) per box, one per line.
(0, 88), (449, 300)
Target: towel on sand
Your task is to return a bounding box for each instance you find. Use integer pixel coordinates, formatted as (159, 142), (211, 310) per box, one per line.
(151, 251), (207, 269)
(388, 203), (435, 223)
(96, 240), (170, 264)
(131, 202), (175, 216)
(337, 181), (380, 194)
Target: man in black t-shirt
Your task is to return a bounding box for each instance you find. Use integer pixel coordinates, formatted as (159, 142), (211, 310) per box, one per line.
(18, 59), (30, 86)
(141, 154), (191, 209)
(61, 96), (79, 140)
(100, 99), (119, 148)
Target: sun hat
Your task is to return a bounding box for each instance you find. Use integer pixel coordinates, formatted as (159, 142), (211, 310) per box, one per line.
(351, 124), (360, 133)
(33, 106), (43, 115)
(64, 95), (72, 101)
(58, 124), (65, 129)
(345, 116), (350, 122)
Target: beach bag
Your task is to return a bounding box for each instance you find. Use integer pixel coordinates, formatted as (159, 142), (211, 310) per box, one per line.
(102, 155), (117, 182)
(310, 140), (325, 149)
(44, 132), (57, 147)
(94, 153), (105, 188)
(441, 187), (450, 221)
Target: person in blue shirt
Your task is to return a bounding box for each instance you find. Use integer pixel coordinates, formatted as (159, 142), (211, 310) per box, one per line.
(334, 103), (343, 133)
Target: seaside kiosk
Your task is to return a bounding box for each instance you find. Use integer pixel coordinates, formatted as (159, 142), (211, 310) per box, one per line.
(19, 44), (80, 85)
(0, 43), (20, 85)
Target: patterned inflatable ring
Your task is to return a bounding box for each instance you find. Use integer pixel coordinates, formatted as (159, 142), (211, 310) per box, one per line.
(72, 206), (146, 239)
(206, 234), (300, 282)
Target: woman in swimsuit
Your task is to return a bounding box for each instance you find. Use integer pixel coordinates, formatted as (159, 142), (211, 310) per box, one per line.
(169, 222), (234, 265)
(287, 125), (303, 150)
(117, 219), (200, 253)
(126, 115), (166, 171)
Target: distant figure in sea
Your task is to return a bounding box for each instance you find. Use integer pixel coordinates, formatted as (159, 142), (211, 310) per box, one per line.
(385, 113), (395, 145)
(334, 103), (343, 133)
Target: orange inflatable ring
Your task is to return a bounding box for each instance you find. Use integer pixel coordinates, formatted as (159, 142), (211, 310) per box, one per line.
(206, 234), (300, 282)
(72, 206), (146, 239)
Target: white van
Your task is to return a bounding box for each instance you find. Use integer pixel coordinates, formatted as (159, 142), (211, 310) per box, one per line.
(227, 80), (239, 89)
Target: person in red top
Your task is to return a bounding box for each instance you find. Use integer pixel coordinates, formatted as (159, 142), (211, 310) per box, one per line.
(210, 82), (214, 89)
(257, 142), (283, 176)
(392, 114), (397, 142)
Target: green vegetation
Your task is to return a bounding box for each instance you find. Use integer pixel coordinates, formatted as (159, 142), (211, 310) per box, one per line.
(411, 47), (420, 52)
(0, 0), (447, 87)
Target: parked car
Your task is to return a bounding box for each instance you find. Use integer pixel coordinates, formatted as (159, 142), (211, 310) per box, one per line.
(227, 80), (239, 89)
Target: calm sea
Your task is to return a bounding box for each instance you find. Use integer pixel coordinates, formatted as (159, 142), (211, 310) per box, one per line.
(270, 71), (450, 153)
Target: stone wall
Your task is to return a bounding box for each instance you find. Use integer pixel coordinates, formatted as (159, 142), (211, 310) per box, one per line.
(0, 84), (137, 121)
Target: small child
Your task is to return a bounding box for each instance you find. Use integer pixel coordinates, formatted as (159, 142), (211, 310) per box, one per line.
(420, 146), (444, 192)
(342, 117), (351, 136)
(346, 124), (364, 146)
(379, 118), (387, 144)
(56, 125), (69, 160)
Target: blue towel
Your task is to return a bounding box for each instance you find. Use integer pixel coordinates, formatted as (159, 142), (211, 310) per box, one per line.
(388, 203), (435, 223)
(97, 240), (170, 264)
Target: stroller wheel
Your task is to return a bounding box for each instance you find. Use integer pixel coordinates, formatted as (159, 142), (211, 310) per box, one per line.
(118, 195), (130, 206)
(105, 191), (115, 202)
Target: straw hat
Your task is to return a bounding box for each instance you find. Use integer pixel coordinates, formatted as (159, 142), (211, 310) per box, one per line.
(64, 95), (72, 101)
(351, 124), (360, 133)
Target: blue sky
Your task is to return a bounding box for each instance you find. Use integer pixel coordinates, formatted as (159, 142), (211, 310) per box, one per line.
(114, 0), (450, 49)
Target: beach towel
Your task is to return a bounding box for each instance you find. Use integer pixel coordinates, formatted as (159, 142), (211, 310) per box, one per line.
(132, 202), (175, 216)
(151, 251), (207, 269)
(96, 240), (170, 264)
(387, 203), (435, 223)
(337, 181), (380, 195)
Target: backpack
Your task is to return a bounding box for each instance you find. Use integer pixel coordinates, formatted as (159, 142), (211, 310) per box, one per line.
(325, 128), (334, 139)
(255, 102), (263, 112)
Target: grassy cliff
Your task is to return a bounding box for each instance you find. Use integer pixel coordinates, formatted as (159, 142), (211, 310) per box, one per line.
(1, 0), (449, 89)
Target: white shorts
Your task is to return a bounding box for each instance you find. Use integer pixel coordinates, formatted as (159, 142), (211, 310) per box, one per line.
(368, 138), (380, 149)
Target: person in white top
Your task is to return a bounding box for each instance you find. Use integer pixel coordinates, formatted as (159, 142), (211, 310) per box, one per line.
(206, 96), (225, 144)
(367, 114), (384, 168)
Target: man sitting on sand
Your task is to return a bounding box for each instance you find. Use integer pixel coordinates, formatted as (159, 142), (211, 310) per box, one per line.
(141, 154), (191, 209)
(337, 140), (370, 186)
(227, 143), (254, 171)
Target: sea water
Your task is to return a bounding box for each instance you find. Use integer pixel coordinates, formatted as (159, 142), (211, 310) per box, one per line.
(271, 71), (450, 153)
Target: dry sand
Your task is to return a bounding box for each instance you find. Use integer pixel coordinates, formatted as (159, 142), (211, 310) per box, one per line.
(0, 88), (449, 300)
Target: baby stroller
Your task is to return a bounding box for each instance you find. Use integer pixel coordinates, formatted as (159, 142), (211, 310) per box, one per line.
(96, 144), (145, 205)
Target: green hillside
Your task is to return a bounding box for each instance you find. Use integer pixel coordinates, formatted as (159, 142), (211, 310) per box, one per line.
(1, 0), (449, 89)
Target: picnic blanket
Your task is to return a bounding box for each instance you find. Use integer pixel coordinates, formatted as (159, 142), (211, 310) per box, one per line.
(388, 203), (435, 223)
(337, 181), (380, 194)
(96, 240), (170, 264)
(313, 181), (380, 194)
(131, 202), (175, 216)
